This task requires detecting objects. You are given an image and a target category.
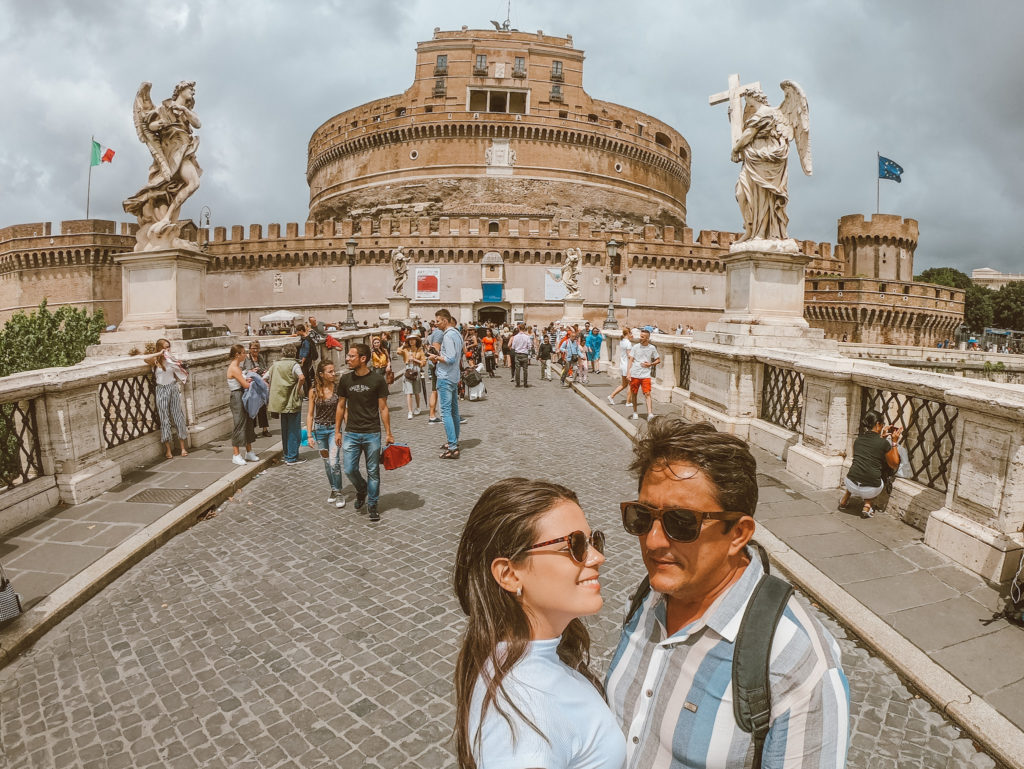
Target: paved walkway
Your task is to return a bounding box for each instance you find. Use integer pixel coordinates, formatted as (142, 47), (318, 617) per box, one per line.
(0, 362), (1018, 768)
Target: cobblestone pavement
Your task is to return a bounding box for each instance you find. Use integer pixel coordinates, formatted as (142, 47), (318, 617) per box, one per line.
(0, 367), (1003, 768)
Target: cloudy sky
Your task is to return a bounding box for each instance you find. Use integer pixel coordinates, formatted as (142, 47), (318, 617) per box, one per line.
(2, 0), (1021, 273)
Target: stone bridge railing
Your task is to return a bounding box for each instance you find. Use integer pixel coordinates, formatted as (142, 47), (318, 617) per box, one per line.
(0, 327), (392, 535)
(601, 330), (1024, 584)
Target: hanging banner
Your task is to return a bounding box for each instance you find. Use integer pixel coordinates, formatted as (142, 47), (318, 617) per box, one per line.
(415, 267), (440, 300)
(544, 268), (568, 301)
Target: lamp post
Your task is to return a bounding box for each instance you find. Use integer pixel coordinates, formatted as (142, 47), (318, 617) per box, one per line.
(342, 237), (359, 330)
(603, 238), (620, 329)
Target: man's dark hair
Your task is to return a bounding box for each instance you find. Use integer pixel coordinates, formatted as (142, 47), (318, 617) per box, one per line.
(351, 343), (370, 363)
(630, 417), (758, 518)
(296, 324), (307, 333)
(435, 308), (454, 322)
(281, 343), (298, 359)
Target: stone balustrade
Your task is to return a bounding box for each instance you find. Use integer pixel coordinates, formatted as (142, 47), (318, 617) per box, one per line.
(0, 328), (391, 535)
(600, 329), (1024, 583)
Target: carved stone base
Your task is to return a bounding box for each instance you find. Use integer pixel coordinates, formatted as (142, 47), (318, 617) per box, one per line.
(387, 295), (411, 324)
(698, 321), (835, 351)
(925, 507), (1024, 584)
(115, 247), (213, 331)
(560, 296), (585, 325)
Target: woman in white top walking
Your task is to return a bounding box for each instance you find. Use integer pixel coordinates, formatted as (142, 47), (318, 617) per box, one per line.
(607, 326), (633, 406)
(454, 478), (626, 769)
(226, 344), (258, 466)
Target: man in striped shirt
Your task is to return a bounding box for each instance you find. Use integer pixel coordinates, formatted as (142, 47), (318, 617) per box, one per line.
(605, 418), (850, 769)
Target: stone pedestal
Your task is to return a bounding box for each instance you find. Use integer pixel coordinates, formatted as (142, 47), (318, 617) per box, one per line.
(699, 241), (836, 351)
(89, 247), (230, 357)
(115, 247), (213, 331)
(388, 295), (411, 324)
(560, 295), (586, 326)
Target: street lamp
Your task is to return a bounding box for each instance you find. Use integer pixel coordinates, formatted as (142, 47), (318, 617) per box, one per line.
(603, 238), (620, 329)
(342, 237), (359, 330)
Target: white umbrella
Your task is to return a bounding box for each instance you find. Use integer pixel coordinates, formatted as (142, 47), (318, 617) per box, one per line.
(259, 309), (303, 323)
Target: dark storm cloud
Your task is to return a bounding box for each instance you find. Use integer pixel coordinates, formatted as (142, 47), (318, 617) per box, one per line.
(1, 0), (1021, 272)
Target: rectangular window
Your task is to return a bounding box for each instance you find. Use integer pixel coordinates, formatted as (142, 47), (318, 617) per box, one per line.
(551, 60), (563, 80)
(513, 56), (526, 76)
(550, 84), (563, 101)
(433, 78), (446, 97)
(488, 91), (508, 113)
(469, 90), (487, 112)
(508, 91), (527, 114)
(435, 54), (448, 75)
(474, 54), (488, 75)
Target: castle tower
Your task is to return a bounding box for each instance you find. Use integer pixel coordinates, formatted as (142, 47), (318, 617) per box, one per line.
(306, 27), (691, 230)
(836, 213), (918, 282)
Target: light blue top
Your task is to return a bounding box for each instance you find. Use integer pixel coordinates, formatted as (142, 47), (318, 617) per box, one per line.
(470, 637), (626, 769)
(436, 327), (464, 383)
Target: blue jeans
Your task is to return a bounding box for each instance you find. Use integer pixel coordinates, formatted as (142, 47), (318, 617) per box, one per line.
(343, 431), (380, 505)
(281, 411), (301, 463)
(313, 426), (343, 492)
(437, 379), (461, 449)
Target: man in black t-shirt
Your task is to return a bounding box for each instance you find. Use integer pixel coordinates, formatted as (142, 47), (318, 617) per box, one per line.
(335, 343), (394, 522)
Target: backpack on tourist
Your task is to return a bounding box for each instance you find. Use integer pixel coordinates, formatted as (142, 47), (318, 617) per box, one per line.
(623, 541), (792, 769)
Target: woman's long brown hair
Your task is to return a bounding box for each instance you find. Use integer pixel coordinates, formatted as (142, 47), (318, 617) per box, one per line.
(452, 478), (603, 769)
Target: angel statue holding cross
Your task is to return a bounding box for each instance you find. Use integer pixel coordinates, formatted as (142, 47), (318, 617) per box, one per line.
(712, 77), (811, 245)
(123, 80), (203, 252)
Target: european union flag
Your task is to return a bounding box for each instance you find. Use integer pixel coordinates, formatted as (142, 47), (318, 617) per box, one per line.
(879, 155), (904, 183)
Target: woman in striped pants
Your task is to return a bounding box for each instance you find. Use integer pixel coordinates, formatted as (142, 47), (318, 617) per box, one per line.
(145, 338), (189, 459)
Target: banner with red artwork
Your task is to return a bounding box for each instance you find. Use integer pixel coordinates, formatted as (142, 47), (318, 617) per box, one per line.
(415, 267), (440, 300)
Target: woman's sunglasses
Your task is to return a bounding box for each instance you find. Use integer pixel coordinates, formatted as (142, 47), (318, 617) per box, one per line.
(523, 530), (605, 564)
(620, 502), (747, 543)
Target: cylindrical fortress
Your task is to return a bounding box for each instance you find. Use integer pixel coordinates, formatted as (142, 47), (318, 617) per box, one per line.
(307, 28), (690, 230)
(837, 214), (918, 282)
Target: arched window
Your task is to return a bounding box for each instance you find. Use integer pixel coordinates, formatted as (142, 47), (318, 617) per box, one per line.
(488, 221), (499, 234)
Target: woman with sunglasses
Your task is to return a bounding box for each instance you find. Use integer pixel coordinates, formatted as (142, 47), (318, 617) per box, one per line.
(453, 478), (624, 769)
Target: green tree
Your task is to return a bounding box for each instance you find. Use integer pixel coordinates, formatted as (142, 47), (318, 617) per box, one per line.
(915, 266), (973, 291)
(964, 284), (994, 332)
(993, 282), (1024, 331)
(0, 299), (106, 378)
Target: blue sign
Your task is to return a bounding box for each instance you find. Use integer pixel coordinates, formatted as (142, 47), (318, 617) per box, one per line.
(482, 283), (503, 303)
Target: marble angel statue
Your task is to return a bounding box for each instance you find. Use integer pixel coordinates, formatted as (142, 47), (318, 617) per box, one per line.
(123, 81), (203, 252)
(561, 247), (582, 297)
(730, 80), (811, 243)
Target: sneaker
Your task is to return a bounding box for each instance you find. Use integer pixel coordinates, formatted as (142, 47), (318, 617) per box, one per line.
(244, 451), (259, 462)
(407, 411), (414, 419)
(285, 459), (307, 466)
(428, 417), (441, 424)
(460, 417), (468, 424)
(630, 413), (639, 420)
(327, 490), (336, 503)
(647, 414), (655, 422)
(607, 395), (616, 405)
(414, 408), (421, 416)
(355, 495), (366, 511)
(231, 454), (246, 466)
(335, 494), (346, 509)
(368, 505), (380, 522)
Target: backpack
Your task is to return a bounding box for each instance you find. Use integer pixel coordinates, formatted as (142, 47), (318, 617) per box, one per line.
(462, 367), (482, 388)
(623, 541), (792, 769)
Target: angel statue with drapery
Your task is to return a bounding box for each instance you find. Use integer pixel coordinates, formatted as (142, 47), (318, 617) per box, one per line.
(730, 80), (811, 245)
(123, 81), (203, 252)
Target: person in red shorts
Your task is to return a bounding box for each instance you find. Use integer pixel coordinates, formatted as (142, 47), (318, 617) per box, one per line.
(627, 326), (660, 421)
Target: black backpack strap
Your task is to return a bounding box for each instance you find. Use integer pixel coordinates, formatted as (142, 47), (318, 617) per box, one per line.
(623, 576), (651, 628)
(733, 572), (793, 769)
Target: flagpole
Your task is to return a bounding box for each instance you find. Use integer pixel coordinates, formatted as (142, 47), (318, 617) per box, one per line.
(87, 135), (94, 219)
(876, 151), (880, 215)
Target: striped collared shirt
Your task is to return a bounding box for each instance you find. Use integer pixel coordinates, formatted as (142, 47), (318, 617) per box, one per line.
(605, 549), (850, 769)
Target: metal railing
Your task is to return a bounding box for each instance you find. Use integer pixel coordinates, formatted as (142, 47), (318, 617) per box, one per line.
(760, 365), (804, 432)
(99, 374), (160, 448)
(677, 348), (691, 390)
(860, 387), (958, 493)
(0, 397), (43, 490)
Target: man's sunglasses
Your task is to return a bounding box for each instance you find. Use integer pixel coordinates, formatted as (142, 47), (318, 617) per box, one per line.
(620, 502), (747, 543)
(523, 530), (605, 564)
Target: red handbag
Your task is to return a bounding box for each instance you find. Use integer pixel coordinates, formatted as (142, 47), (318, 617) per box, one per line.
(381, 443), (412, 470)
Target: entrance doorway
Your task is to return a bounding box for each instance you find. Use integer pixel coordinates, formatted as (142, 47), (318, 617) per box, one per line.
(477, 305), (507, 325)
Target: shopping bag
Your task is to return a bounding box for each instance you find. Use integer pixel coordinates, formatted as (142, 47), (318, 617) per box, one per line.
(0, 564), (23, 624)
(381, 443), (412, 470)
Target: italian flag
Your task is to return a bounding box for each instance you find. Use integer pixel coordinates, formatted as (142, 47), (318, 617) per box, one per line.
(90, 140), (115, 166)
